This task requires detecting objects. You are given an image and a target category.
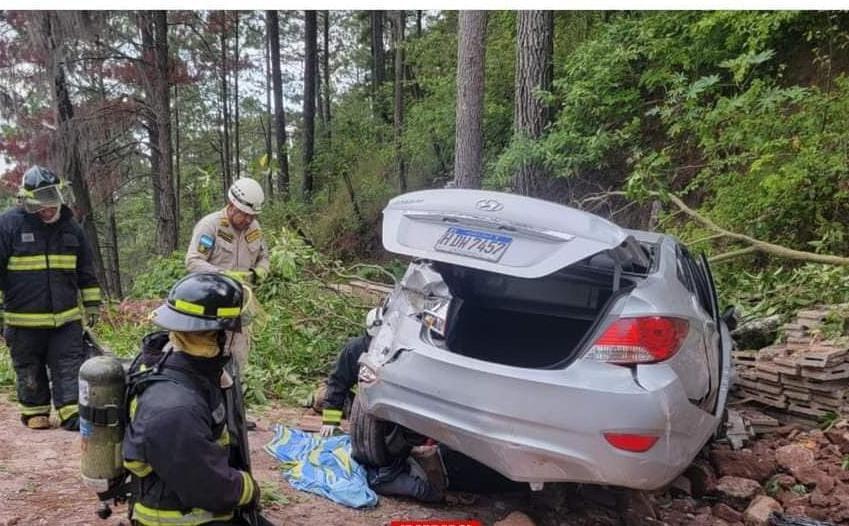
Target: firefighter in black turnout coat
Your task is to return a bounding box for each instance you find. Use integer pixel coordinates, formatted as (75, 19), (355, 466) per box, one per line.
(0, 166), (102, 430)
(122, 273), (262, 525)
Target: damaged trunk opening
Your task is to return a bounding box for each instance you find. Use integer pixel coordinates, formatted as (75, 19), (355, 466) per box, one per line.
(430, 259), (641, 369)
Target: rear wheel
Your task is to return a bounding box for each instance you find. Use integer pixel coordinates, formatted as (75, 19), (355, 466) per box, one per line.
(350, 394), (411, 466)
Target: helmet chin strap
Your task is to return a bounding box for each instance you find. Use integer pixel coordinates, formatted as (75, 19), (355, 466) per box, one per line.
(41, 206), (61, 224)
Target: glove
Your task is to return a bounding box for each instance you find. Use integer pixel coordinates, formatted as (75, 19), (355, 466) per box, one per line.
(223, 270), (252, 284)
(85, 307), (100, 327)
(250, 267), (269, 283)
(319, 424), (340, 438)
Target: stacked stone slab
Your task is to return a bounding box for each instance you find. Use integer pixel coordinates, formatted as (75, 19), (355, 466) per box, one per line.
(733, 307), (849, 419)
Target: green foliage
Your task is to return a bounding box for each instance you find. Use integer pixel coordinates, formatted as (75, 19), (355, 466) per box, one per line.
(125, 226), (373, 404)
(129, 253), (189, 299)
(0, 344), (15, 389)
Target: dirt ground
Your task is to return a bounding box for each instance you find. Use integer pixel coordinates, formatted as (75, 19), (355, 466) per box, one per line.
(0, 396), (562, 526)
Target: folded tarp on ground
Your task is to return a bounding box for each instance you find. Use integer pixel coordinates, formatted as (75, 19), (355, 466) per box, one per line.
(264, 424), (378, 508)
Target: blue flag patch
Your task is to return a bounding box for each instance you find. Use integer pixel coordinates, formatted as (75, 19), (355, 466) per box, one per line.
(198, 234), (215, 254)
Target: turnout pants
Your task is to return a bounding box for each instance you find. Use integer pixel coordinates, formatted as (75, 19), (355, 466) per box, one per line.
(6, 320), (84, 425)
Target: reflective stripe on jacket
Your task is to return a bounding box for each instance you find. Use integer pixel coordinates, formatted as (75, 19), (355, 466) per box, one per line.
(0, 206), (101, 328)
(122, 347), (254, 523)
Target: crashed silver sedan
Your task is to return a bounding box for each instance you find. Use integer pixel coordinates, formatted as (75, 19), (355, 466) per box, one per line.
(350, 189), (733, 491)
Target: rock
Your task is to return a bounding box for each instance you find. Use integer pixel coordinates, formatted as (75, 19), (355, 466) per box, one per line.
(494, 511), (536, 526)
(775, 445), (815, 476)
(687, 459), (719, 497)
(743, 495), (782, 526)
(712, 449), (777, 483)
(808, 489), (836, 508)
(713, 502), (744, 523)
(826, 429), (849, 454)
(794, 467), (835, 495)
(717, 476), (764, 501)
(771, 474), (797, 489)
(732, 315), (781, 349)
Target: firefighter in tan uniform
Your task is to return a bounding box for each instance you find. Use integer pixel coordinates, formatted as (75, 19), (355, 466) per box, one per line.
(186, 178), (269, 375)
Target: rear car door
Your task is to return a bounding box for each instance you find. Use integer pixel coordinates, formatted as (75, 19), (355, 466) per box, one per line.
(694, 253), (723, 411)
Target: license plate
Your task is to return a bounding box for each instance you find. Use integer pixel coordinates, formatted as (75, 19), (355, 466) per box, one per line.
(434, 227), (512, 262)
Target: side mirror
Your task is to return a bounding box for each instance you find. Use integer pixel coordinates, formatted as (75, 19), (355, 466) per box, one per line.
(721, 306), (738, 331)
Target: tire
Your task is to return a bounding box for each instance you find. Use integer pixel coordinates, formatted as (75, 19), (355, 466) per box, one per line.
(350, 394), (411, 466)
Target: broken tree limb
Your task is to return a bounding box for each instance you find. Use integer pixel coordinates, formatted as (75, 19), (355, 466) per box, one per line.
(592, 191), (849, 266)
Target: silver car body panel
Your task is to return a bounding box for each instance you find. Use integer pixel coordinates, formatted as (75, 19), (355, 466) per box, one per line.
(383, 189), (649, 278)
(363, 190), (731, 490)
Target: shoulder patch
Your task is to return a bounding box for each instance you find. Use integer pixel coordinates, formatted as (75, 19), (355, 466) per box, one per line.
(197, 234), (215, 254)
(219, 216), (230, 227)
(245, 229), (262, 243)
(216, 229), (234, 243)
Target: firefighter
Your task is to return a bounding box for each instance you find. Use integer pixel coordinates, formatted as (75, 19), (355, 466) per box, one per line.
(318, 308), (381, 437)
(122, 272), (261, 526)
(0, 165), (102, 430)
(185, 177), (269, 374)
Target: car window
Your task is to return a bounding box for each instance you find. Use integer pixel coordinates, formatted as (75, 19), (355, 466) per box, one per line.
(678, 245), (714, 316)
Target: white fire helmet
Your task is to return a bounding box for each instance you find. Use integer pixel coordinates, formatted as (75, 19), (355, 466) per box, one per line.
(228, 178), (264, 215)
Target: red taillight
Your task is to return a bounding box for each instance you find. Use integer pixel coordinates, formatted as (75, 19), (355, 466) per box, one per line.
(585, 317), (689, 364)
(603, 433), (659, 453)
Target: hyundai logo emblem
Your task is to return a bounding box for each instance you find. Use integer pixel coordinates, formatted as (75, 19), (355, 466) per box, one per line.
(476, 199), (503, 212)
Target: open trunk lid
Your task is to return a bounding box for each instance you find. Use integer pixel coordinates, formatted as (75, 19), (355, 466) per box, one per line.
(382, 189), (649, 279)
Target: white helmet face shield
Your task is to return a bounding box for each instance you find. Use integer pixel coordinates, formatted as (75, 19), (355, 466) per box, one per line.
(21, 185), (63, 213)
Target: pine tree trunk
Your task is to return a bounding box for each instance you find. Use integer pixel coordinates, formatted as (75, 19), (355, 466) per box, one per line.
(303, 10), (317, 201)
(393, 11), (406, 193)
(105, 194), (123, 298)
(370, 10), (385, 121)
(233, 12), (241, 179)
(453, 11), (487, 189)
(416, 11), (422, 37)
(322, 10), (332, 141)
(174, 84), (181, 233)
(43, 12), (108, 292)
(264, 19), (274, 198)
(152, 11), (178, 254)
(267, 10), (290, 199)
(219, 16), (231, 190)
(512, 10), (553, 197)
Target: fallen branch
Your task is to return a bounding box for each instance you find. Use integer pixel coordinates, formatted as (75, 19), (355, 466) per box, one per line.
(600, 191), (849, 266)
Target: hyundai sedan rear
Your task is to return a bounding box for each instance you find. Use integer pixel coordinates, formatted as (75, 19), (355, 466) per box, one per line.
(351, 189), (732, 491)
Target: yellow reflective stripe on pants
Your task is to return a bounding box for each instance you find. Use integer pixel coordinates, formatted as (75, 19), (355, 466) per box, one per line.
(322, 408), (343, 425)
(7, 255), (47, 271)
(238, 471), (254, 506)
(124, 459), (153, 478)
(132, 502), (234, 525)
(20, 404), (51, 416)
(57, 404), (78, 421)
(5, 307), (82, 328)
(81, 287), (102, 303)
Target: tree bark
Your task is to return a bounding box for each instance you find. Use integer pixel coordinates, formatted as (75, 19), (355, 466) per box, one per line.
(322, 10), (332, 142)
(233, 12), (240, 178)
(453, 11), (487, 189)
(42, 12), (108, 292)
(393, 11), (406, 193)
(416, 10), (422, 38)
(512, 10), (553, 197)
(303, 10), (317, 201)
(219, 14), (231, 190)
(264, 17), (274, 198)
(105, 193), (123, 299)
(267, 10), (289, 199)
(153, 11), (178, 254)
(370, 10), (386, 121)
(174, 83), (181, 238)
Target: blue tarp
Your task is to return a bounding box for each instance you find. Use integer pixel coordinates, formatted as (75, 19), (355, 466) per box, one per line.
(264, 424), (378, 508)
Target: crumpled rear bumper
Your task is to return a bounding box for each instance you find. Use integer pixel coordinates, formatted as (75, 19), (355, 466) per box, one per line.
(359, 348), (718, 490)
